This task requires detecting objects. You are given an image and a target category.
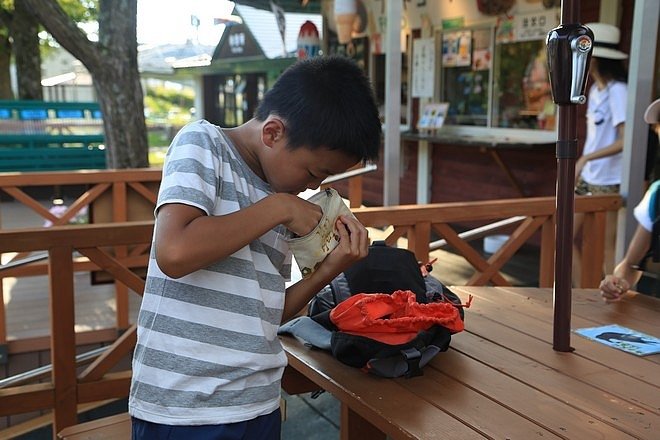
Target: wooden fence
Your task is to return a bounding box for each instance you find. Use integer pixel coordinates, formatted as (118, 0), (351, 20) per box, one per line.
(0, 169), (622, 437)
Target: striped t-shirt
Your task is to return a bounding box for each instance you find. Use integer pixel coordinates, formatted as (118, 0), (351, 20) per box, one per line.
(129, 119), (292, 425)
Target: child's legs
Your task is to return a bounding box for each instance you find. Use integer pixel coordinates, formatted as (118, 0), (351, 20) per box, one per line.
(132, 409), (281, 440)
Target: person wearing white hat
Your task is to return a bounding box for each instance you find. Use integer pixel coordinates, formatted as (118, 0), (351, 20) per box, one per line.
(600, 98), (660, 302)
(573, 22), (629, 285)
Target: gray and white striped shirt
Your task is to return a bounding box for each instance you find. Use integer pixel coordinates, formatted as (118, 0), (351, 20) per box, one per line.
(129, 120), (292, 425)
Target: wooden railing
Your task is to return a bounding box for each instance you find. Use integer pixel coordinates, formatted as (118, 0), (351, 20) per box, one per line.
(0, 168), (371, 354)
(0, 193), (622, 437)
(354, 194), (621, 288)
(0, 222), (152, 438)
(0, 168), (161, 354)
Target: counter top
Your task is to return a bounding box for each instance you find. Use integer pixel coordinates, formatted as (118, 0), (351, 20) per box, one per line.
(402, 130), (556, 149)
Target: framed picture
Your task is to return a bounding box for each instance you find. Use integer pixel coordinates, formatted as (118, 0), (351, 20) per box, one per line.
(417, 102), (450, 131)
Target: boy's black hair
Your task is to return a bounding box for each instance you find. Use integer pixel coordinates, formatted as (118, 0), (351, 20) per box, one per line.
(594, 57), (628, 83)
(255, 56), (381, 162)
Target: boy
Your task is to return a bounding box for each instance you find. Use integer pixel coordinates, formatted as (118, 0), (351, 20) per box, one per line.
(129, 56), (382, 439)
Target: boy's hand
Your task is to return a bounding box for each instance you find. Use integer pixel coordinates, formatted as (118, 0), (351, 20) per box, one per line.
(320, 215), (370, 274)
(282, 194), (323, 237)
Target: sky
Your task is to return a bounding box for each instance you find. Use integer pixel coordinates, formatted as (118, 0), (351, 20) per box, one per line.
(136, 0), (236, 46)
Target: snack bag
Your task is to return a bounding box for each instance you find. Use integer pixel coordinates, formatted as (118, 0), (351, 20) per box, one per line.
(287, 188), (355, 278)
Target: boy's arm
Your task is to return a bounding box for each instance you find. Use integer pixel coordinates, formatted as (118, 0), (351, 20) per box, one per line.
(154, 193), (322, 279)
(281, 215), (370, 322)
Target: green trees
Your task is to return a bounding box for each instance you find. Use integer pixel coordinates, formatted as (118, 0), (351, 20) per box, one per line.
(21, 0), (148, 168)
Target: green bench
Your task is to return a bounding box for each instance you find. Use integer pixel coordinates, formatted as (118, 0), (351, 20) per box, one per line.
(0, 100), (106, 172)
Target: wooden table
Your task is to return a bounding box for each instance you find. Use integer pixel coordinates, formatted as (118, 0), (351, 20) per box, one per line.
(280, 287), (659, 439)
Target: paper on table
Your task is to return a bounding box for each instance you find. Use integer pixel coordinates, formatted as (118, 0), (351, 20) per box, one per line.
(574, 324), (660, 356)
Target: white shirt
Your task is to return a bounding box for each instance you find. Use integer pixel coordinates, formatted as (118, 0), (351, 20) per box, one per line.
(581, 81), (627, 185)
(634, 181), (660, 232)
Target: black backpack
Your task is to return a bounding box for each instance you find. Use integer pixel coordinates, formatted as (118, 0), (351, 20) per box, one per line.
(279, 241), (468, 378)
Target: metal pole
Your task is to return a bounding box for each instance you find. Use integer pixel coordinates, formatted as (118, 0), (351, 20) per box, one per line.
(553, 0), (580, 352)
(383, 0), (402, 206)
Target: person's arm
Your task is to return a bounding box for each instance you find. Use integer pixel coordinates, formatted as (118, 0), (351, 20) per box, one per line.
(154, 193), (322, 279)
(281, 214), (370, 322)
(599, 223), (651, 302)
(576, 123), (625, 179)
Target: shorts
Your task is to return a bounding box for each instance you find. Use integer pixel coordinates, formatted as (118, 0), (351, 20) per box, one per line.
(131, 409), (281, 440)
(574, 178), (620, 196)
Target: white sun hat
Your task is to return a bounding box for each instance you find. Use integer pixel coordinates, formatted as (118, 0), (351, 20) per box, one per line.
(644, 98), (660, 124)
(586, 22), (628, 60)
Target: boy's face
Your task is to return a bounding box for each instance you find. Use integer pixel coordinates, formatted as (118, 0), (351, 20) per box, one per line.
(263, 142), (360, 194)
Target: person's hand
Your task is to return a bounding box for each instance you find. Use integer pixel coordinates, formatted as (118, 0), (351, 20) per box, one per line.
(281, 194), (323, 238)
(318, 215), (370, 275)
(599, 274), (630, 303)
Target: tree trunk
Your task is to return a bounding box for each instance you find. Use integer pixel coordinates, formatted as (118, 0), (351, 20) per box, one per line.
(93, 65), (149, 168)
(13, 1), (42, 100)
(0, 34), (13, 99)
(22, 0), (149, 168)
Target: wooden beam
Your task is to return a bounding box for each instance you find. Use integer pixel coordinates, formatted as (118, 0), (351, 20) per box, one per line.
(49, 245), (78, 435)
(0, 383), (54, 415)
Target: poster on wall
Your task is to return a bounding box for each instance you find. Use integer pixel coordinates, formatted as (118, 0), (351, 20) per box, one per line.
(514, 9), (560, 41)
(442, 30), (471, 67)
(496, 15), (515, 43)
(471, 28), (492, 71)
(417, 102), (449, 131)
(412, 38), (435, 98)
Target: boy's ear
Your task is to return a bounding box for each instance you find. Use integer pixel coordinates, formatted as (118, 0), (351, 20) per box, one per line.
(261, 118), (285, 148)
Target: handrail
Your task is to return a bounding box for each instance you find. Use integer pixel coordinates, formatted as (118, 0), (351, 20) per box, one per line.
(0, 252), (48, 272)
(321, 163), (377, 184)
(0, 194), (622, 435)
(430, 216), (525, 250)
(0, 346), (105, 389)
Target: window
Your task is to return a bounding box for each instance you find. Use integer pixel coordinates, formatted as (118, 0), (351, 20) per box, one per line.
(439, 27), (492, 127)
(435, 23), (555, 132)
(493, 40), (554, 130)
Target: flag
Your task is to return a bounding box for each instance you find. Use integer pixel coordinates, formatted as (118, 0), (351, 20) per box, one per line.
(270, 1), (287, 56)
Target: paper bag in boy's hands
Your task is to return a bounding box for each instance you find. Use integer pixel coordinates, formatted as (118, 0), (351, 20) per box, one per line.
(287, 188), (355, 278)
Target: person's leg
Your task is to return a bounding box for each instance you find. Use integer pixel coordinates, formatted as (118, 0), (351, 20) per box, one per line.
(245, 408), (281, 440)
(572, 177), (590, 287)
(131, 409), (281, 440)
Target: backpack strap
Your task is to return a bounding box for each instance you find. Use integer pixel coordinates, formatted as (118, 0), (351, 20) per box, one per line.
(329, 272), (351, 306)
(365, 345), (441, 378)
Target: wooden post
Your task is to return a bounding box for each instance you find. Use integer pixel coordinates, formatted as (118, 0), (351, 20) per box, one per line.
(113, 182), (130, 330)
(49, 245), (78, 437)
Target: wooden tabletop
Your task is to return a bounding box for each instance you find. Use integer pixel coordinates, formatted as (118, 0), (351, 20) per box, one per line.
(280, 287), (659, 439)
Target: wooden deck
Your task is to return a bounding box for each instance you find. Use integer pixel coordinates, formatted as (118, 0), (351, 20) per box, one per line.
(282, 287), (660, 439)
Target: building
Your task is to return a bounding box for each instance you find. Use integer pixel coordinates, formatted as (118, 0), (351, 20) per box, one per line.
(175, 3), (323, 127)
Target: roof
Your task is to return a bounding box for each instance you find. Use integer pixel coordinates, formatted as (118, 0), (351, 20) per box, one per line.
(213, 4), (322, 61)
(138, 42), (216, 74)
(232, 0), (321, 14)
